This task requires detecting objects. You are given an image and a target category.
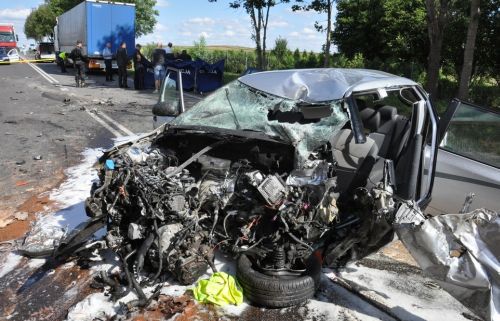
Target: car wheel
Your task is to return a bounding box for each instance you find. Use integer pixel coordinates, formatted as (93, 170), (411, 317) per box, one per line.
(236, 253), (321, 308)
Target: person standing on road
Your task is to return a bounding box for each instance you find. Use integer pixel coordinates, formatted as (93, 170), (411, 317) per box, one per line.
(69, 40), (87, 87)
(102, 42), (114, 82)
(116, 41), (129, 88)
(165, 42), (173, 54)
(152, 43), (166, 93)
(133, 44), (147, 90)
(58, 51), (67, 73)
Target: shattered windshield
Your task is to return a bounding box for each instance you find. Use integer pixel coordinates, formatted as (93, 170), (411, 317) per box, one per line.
(172, 81), (349, 164)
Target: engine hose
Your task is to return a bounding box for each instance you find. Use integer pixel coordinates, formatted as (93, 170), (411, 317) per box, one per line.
(17, 248), (55, 258)
(122, 250), (147, 302)
(287, 231), (314, 251)
(135, 233), (155, 275)
(152, 220), (163, 282)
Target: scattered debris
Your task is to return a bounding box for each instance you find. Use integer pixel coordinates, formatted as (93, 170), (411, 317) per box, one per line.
(4, 120), (17, 124)
(15, 160), (26, 166)
(15, 181), (29, 187)
(33, 155), (43, 161)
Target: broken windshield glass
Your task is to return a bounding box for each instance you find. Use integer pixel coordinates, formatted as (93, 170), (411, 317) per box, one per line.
(172, 81), (349, 165)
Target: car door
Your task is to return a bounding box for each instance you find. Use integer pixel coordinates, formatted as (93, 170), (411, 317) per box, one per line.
(427, 99), (500, 215)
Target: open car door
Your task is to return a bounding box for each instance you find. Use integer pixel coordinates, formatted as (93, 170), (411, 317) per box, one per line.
(427, 99), (500, 215)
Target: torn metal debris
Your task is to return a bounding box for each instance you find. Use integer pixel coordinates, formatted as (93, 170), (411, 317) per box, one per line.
(395, 204), (499, 321)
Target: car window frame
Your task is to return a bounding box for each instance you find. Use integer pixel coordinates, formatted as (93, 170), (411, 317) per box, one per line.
(158, 66), (185, 114)
(439, 99), (500, 170)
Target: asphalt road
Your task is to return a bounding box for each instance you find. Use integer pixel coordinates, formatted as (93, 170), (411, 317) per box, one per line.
(0, 59), (200, 237)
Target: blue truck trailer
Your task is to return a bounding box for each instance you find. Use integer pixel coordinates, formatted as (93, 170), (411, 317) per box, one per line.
(54, 0), (135, 71)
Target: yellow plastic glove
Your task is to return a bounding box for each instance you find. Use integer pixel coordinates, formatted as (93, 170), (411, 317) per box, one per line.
(192, 272), (243, 306)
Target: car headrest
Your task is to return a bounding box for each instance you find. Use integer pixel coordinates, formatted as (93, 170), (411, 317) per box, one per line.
(378, 106), (397, 121)
(359, 107), (379, 132)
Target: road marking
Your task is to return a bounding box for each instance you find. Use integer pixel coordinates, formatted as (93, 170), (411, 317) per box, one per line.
(27, 62), (60, 84)
(98, 111), (136, 136)
(84, 109), (123, 138)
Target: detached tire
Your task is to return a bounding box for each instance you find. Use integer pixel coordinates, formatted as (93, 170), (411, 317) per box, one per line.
(236, 254), (321, 308)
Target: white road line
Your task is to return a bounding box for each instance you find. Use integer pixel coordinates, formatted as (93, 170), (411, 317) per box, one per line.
(32, 63), (59, 83)
(27, 62), (55, 84)
(85, 110), (123, 138)
(27, 62), (60, 84)
(98, 111), (136, 136)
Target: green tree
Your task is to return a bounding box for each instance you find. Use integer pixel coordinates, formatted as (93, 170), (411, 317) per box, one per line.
(292, 0), (335, 67)
(457, 0), (480, 100)
(425, 0), (454, 99)
(333, 0), (427, 66)
(271, 37), (294, 69)
(306, 51), (318, 67)
(293, 48), (301, 67)
(24, 4), (58, 41)
(192, 36), (209, 60)
(209, 0), (289, 69)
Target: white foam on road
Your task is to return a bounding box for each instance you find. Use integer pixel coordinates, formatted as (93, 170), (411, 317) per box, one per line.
(0, 252), (23, 278)
(21, 148), (103, 253)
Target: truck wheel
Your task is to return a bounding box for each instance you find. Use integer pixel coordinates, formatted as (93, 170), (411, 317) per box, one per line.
(236, 254), (321, 308)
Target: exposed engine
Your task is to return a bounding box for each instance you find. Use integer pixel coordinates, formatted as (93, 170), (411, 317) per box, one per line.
(85, 131), (351, 285)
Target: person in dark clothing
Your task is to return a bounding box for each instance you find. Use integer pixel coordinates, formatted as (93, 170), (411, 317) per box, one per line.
(102, 42), (114, 81)
(116, 41), (129, 88)
(179, 50), (192, 61)
(133, 44), (147, 90)
(69, 40), (87, 87)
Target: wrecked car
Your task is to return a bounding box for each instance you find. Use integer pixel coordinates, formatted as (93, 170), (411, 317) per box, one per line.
(76, 68), (449, 309)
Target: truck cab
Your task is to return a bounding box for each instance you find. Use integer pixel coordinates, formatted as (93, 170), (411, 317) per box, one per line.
(0, 24), (18, 48)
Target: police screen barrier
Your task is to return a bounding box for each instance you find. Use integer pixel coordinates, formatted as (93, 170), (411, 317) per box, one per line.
(195, 59), (225, 93)
(145, 59), (225, 92)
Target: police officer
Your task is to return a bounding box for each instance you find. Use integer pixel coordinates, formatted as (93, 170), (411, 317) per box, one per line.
(116, 41), (129, 88)
(133, 44), (147, 90)
(69, 40), (87, 87)
(102, 42), (114, 81)
(58, 51), (67, 73)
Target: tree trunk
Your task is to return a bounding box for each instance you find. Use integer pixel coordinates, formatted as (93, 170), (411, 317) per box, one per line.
(262, 2), (271, 70)
(457, 0), (480, 100)
(425, 0), (450, 100)
(250, 6), (263, 69)
(324, 0), (332, 67)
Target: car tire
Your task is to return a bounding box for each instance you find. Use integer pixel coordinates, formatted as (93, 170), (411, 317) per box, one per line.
(236, 253), (322, 308)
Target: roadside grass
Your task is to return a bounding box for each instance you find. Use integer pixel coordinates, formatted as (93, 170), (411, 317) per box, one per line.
(223, 72), (239, 85)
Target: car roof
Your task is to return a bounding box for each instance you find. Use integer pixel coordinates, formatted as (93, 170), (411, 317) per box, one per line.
(238, 68), (419, 103)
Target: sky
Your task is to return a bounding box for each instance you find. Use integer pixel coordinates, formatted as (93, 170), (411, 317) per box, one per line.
(0, 0), (334, 52)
